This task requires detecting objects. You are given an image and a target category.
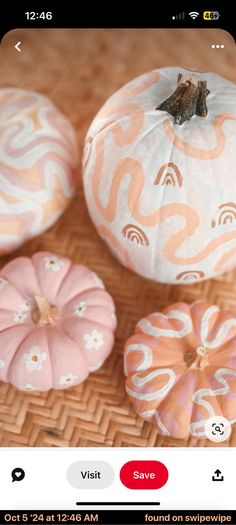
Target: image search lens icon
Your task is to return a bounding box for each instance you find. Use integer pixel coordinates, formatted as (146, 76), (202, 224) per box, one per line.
(11, 468), (25, 482)
(205, 416), (232, 443)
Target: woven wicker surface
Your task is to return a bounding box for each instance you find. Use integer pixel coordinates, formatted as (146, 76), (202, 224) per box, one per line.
(0, 28), (235, 447)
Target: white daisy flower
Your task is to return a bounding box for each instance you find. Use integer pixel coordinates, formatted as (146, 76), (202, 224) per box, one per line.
(23, 346), (47, 372)
(19, 301), (32, 312)
(91, 272), (104, 289)
(20, 384), (37, 391)
(59, 372), (78, 385)
(84, 329), (104, 350)
(74, 301), (87, 317)
(13, 310), (28, 324)
(44, 256), (65, 272)
(0, 277), (8, 291)
(0, 360), (5, 368)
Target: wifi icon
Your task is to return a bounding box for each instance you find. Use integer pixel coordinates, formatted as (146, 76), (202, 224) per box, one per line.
(189, 11), (199, 19)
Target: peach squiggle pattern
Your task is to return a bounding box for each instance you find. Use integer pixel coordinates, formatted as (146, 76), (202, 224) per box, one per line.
(93, 70), (160, 144)
(120, 70), (160, 97)
(164, 113), (236, 160)
(96, 104), (145, 147)
(214, 247), (236, 273)
(92, 139), (236, 265)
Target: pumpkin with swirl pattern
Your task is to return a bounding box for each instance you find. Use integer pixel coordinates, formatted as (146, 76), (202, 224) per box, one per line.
(0, 88), (78, 254)
(124, 300), (236, 439)
(83, 67), (236, 283)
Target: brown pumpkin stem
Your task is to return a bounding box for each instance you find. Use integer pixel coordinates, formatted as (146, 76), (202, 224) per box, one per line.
(156, 72), (210, 125)
(32, 295), (58, 325)
(186, 345), (209, 371)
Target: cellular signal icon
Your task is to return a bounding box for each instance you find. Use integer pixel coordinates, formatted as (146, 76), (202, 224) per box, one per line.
(172, 12), (185, 20)
(189, 11), (199, 19)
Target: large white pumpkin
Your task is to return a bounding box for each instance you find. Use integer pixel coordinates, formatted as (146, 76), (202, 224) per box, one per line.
(83, 67), (236, 284)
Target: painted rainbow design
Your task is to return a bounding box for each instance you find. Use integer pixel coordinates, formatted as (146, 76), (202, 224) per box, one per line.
(122, 224), (149, 246)
(154, 163), (183, 187)
(211, 202), (236, 228)
(176, 270), (205, 281)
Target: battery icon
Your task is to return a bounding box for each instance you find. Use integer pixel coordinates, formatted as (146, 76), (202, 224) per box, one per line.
(203, 11), (220, 20)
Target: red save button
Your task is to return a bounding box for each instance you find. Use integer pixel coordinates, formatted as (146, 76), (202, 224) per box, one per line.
(120, 461), (168, 490)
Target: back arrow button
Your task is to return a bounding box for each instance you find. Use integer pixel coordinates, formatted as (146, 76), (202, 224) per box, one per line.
(15, 41), (21, 52)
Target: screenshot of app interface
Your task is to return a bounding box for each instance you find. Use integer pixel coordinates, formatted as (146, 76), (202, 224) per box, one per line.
(0, 5), (235, 525)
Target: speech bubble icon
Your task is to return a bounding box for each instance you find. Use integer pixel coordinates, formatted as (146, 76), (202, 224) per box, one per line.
(11, 468), (25, 482)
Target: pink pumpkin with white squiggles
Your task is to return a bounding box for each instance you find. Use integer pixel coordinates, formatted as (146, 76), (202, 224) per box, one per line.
(83, 67), (236, 284)
(124, 300), (236, 439)
(0, 88), (78, 255)
(0, 252), (116, 392)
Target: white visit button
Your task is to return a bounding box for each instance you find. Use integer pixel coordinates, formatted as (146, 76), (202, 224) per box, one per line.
(67, 461), (115, 489)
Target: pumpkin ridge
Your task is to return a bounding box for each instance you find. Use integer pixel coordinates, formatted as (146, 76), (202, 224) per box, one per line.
(1, 325), (34, 382)
(62, 290), (115, 316)
(143, 369), (198, 437)
(157, 368), (209, 435)
(46, 324), (89, 388)
(8, 326), (54, 391)
(0, 257), (40, 300)
(190, 367), (236, 433)
(61, 315), (115, 333)
(61, 286), (109, 307)
(30, 254), (45, 299)
(32, 251), (72, 302)
(67, 288), (114, 304)
(40, 325), (54, 389)
(61, 303), (116, 330)
(208, 343), (236, 363)
(53, 257), (73, 300)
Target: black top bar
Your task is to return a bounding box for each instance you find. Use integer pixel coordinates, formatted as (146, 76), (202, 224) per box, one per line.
(0, 3), (235, 40)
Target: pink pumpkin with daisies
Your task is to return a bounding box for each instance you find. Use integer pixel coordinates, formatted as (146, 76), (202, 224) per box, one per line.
(0, 252), (116, 392)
